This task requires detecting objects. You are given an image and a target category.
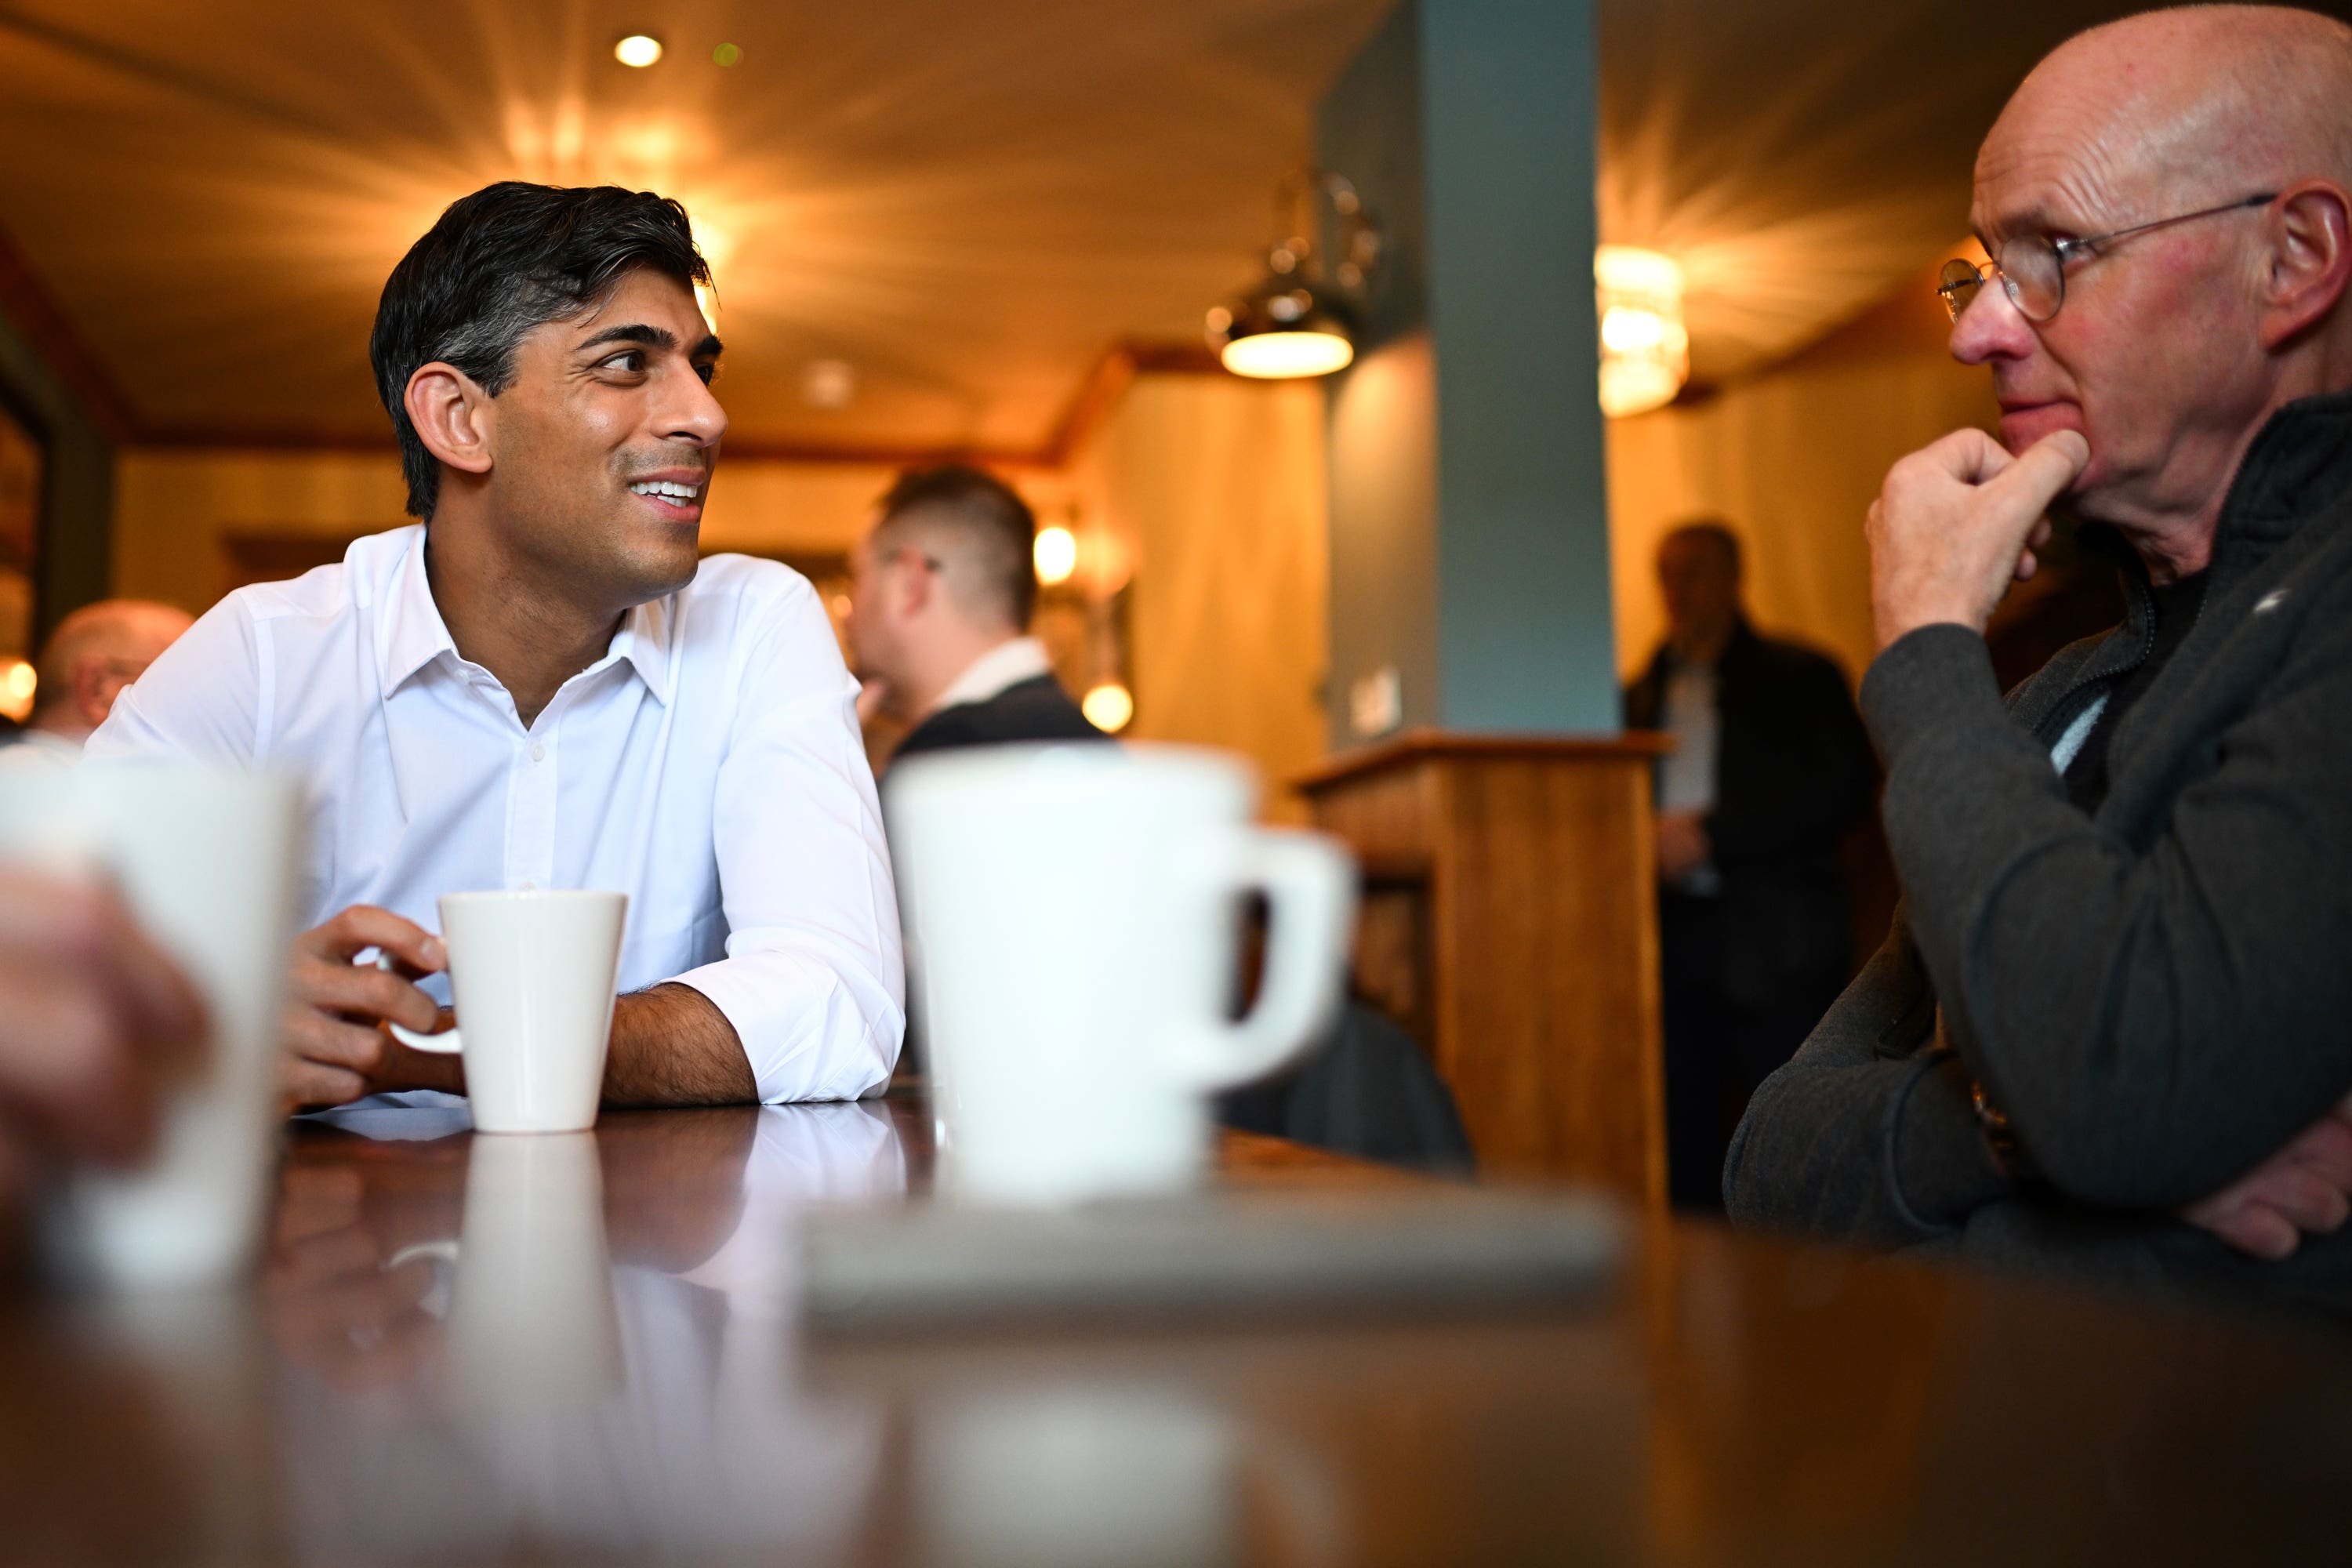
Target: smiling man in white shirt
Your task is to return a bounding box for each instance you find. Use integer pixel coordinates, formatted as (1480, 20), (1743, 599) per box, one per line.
(89, 182), (904, 1110)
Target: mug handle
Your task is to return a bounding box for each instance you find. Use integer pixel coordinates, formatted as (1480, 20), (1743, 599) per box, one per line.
(1163, 827), (1358, 1091)
(360, 949), (463, 1055)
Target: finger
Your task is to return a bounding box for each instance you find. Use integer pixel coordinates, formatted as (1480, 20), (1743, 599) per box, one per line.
(2260, 1167), (2351, 1236)
(2015, 550), (2040, 583)
(289, 958), (441, 1035)
(1982, 430), (2089, 521)
(2212, 1202), (2303, 1261)
(285, 1010), (393, 1076)
(298, 906), (445, 974)
(1918, 426), (2016, 486)
(281, 1054), (368, 1112)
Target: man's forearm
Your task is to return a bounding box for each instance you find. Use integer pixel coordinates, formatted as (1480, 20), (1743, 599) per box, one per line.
(602, 984), (757, 1107)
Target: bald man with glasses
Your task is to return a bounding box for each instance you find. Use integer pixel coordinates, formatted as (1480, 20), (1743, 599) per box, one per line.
(1727, 5), (2352, 1308)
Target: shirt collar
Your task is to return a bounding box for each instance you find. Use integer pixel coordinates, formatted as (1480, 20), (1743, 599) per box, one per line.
(928, 637), (1051, 717)
(376, 525), (675, 705)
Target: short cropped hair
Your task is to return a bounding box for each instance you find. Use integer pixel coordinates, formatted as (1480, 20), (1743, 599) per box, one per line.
(873, 465), (1040, 631)
(1661, 518), (1744, 578)
(369, 181), (711, 521)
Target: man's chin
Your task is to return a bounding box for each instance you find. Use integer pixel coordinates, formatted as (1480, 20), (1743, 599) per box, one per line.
(1998, 402), (2085, 455)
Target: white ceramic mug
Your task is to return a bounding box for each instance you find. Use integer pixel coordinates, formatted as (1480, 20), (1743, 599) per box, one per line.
(886, 742), (1357, 1205)
(0, 764), (300, 1289)
(385, 891), (626, 1134)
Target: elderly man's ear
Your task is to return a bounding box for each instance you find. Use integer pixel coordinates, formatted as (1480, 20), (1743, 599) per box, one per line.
(2258, 182), (2352, 350)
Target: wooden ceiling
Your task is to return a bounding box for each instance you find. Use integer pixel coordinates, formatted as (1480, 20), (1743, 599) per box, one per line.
(5, 0), (2337, 458)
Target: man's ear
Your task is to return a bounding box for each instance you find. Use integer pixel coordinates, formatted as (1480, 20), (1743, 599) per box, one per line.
(892, 546), (935, 619)
(70, 660), (112, 731)
(403, 361), (496, 478)
(2259, 180), (2352, 350)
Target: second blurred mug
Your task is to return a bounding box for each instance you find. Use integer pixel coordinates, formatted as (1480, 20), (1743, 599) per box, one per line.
(887, 742), (1357, 1205)
(383, 891), (627, 1134)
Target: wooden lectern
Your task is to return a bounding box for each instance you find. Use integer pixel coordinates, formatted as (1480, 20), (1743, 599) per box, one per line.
(1293, 730), (1669, 1204)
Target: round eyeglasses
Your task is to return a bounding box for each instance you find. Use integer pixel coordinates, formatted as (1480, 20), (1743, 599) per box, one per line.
(1937, 191), (2276, 324)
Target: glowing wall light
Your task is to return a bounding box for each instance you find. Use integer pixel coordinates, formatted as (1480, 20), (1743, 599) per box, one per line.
(1033, 525), (1077, 586)
(614, 34), (664, 67)
(1595, 245), (1689, 418)
(1081, 681), (1134, 734)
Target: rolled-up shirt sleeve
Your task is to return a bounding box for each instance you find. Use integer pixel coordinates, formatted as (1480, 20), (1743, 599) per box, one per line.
(673, 583), (906, 1104)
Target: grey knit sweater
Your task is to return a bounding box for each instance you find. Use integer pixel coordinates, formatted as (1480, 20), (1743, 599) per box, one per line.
(1725, 390), (2352, 1312)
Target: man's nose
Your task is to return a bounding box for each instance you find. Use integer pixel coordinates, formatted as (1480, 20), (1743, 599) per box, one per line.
(662, 368), (729, 449)
(1949, 274), (2036, 366)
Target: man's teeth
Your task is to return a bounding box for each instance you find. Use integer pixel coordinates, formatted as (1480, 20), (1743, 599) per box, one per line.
(630, 481), (701, 502)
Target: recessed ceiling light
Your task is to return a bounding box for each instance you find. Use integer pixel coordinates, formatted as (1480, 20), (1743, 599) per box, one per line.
(614, 34), (664, 67)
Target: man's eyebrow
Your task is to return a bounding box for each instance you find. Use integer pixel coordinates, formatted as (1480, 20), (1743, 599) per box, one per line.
(692, 333), (723, 361)
(576, 322), (677, 353)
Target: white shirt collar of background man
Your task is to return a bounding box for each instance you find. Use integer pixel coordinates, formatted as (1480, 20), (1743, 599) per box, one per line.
(83, 524), (905, 1106)
(927, 636), (1052, 717)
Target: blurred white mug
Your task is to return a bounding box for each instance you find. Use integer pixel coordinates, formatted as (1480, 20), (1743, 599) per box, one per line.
(887, 743), (1356, 1204)
(383, 890), (626, 1134)
(0, 764), (300, 1289)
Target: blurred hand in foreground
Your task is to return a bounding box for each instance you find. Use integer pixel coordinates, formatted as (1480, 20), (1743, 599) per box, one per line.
(1655, 809), (1711, 884)
(0, 867), (208, 1207)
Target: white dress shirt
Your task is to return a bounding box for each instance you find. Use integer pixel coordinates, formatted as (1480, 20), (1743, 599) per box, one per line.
(926, 635), (1053, 717)
(1657, 659), (1722, 897)
(87, 524), (904, 1104)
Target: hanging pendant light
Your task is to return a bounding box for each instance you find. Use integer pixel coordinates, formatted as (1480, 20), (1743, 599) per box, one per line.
(1208, 171), (1381, 379)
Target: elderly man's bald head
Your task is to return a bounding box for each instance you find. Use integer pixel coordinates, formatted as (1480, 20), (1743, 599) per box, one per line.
(1956, 5), (2352, 564)
(32, 599), (194, 742)
(1991, 6), (2352, 206)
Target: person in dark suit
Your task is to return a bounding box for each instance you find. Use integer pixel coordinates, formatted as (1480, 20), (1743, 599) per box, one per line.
(1624, 521), (1876, 1210)
(844, 465), (1103, 763)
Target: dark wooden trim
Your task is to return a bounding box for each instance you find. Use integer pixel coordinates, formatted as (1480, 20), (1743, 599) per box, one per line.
(0, 219), (136, 442)
(1292, 726), (1674, 794)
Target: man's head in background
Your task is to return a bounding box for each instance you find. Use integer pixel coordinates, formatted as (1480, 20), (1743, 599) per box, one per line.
(31, 600), (194, 744)
(369, 181), (725, 617)
(1655, 520), (1744, 666)
(846, 465), (1039, 721)
(1950, 5), (2352, 560)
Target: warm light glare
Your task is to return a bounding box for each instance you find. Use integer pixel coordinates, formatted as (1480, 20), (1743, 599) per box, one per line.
(1219, 331), (1355, 379)
(693, 279), (718, 328)
(614, 34), (664, 67)
(1595, 245), (1689, 418)
(0, 659), (34, 724)
(1033, 526), (1077, 586)
(1081, 682), (1134, 734)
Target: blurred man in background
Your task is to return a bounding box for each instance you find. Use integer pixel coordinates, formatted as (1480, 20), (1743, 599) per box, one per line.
(845, 465), (1101, 764)
(1625, 520), (1875, 1210)
(0, 601), (192, 772)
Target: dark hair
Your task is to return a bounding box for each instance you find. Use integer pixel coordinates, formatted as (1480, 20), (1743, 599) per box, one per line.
(369, 182), (710, 521)
(1662, 517), (1743, 576)
(873, 465), (1040, 630)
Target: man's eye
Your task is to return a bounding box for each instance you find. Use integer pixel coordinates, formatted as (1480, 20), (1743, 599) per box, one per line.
(695, 361), (717, 386)
(599, 350), (646, 373)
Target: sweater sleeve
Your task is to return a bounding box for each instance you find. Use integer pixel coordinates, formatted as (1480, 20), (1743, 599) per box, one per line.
(1861, 601), (2352, 1210)
(1725, 917), (2013, 1242)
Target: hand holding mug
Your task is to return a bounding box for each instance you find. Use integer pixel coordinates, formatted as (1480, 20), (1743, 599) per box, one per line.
(282, 906), (454, 1109)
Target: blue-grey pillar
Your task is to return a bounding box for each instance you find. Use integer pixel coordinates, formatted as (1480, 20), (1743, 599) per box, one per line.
(1319, 0), (1613, 742)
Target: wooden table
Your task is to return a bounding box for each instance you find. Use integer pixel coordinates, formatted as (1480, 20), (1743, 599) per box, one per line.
(2, 1093), (2347, 1566)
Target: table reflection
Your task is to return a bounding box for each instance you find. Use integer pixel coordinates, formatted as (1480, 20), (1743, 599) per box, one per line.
(263, 1102), (907, 1563)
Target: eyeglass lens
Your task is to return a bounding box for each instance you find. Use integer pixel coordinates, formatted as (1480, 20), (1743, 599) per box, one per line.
(1937, 239), (2063, 324)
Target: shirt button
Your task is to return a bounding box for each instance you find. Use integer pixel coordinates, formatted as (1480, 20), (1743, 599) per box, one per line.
(529, 740), (546, 763)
